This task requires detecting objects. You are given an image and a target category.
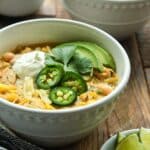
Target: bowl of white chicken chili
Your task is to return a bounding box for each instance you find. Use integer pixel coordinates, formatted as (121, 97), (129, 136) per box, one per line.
(0, 19), (130, 147)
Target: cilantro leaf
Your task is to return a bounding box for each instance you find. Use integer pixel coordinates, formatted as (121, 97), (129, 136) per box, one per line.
(65, 60), (78, 73)
(46, 44), (93, 75)
(68, 54), (93, 74)
(52, 45), (76, 67)
(45, 54), (63, 66)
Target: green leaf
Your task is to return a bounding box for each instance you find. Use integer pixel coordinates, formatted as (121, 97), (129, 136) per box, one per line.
(52, 45), (77, 66)
(66, 60), (78, 73)
(68, 54), (93, 74)
(47, 44), (93, 75)
(45, 54), (63, 66)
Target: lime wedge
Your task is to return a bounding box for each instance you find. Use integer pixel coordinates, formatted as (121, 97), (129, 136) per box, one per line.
(116, 133), (144, 150)
(139, 128), (150, 150)
(117, 132), (125, 144)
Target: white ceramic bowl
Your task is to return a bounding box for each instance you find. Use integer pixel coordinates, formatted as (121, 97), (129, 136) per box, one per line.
(62, 0), (150, 39)
(101, 128), (150, 150)
(0, 19), (130, 147)
(0, 0), (44, 17)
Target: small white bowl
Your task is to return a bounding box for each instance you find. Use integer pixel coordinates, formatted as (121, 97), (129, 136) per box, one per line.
(62, 0), (150, 39)
(101, 128), (150, 150)
(0, 0), (44, 17)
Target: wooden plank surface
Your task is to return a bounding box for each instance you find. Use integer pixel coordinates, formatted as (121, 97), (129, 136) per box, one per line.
(145, 68), (150, 91)
(105, 36), (150, 131)
(137, 21), (150, 67)
(37, 0), (56, 17)
(56, 0), (71, 19)
(0, 0), (149, 150)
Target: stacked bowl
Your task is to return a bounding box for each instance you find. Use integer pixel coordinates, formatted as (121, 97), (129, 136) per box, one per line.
(62, 0), (150, 39)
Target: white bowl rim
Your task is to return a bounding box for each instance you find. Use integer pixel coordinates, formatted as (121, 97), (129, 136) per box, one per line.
(0, 18), (131, 114)
(63, 0), (150, 3)
(99, 0), (149, 3)
(62, 0), (150, 25)
(101, 128), (150, 150)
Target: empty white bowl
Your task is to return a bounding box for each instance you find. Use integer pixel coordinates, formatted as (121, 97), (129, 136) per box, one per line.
(0, 19), (130, 147)
(0, 0), (44, 17)
(62, 0), (150, 39)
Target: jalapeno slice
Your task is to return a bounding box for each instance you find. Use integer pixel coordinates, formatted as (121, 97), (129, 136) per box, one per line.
(36, 65), (64, 89)
(49, 87), (77, 106)
(61, 71), (87, 95)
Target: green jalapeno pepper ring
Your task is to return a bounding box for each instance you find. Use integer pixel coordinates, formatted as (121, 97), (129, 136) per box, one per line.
(49, 87), (77, 106)
(61, 71), (87, 95)
(36, 65), (64, 89)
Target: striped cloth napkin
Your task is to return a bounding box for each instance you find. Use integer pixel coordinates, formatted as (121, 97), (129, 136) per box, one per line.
(0, 121), (44, 150)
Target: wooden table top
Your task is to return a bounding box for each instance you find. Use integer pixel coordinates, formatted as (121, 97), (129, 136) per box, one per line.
(0, 0), (149, 150)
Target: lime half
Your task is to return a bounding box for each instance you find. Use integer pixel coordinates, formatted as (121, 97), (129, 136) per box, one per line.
(116, 133), (144, 150)
(116, 132), (125, 144)
(139, 128), (150, 150)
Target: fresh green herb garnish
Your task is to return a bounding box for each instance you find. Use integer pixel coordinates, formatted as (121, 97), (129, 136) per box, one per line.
(66, 60), (78, 73)
(45, 45), (93, 75)
(51, 45), (76, 69)
(71, 54), (93, 74)
(45, 54), (63, 66)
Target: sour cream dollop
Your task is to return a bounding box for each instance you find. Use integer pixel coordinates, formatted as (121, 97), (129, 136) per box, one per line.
(12, 51), (45, 79)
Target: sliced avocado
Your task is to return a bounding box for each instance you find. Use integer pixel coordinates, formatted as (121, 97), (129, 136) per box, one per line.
(75, 47), (103, 71)
(55, 43), (103, 71)
(75, 42), (116, 70)
(139, 128), (150, 150)
(66, 41), (116, 70)
(116, 134), (145, 150)
(117, 132), (125, 144)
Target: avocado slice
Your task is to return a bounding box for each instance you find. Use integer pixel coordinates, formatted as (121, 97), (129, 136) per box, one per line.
(116, 134), (145, 150)
(65, 42), (115, 70)
(75, 47), (103, 71)
(139, 128), (150, 150)
(117, 132), (125, 144)
(55, 43), (103, 71)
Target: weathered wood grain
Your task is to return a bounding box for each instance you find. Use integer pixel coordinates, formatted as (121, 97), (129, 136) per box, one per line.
(137, 21), (150, 67)
(37, 0), (56, 17)
(104, 35), (150, 133)
(56, 0), (71, 19)
(145, 68), (150, 92)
